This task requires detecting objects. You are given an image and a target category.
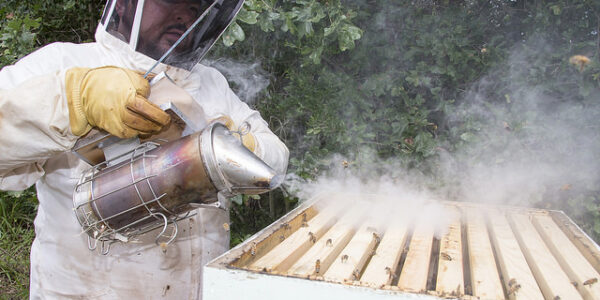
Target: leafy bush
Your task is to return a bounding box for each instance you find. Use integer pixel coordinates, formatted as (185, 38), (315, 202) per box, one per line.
(215, 0), (600, 241)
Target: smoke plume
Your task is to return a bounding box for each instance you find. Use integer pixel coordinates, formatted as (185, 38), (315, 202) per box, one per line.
(205, 58), (270, 105)
(439, 39), (600, 208)
(283, 37), (600, 229)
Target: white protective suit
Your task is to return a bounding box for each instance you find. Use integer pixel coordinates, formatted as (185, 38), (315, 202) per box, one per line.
(0, 18), (289, 300)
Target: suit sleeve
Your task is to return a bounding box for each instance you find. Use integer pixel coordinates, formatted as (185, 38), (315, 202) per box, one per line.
(200, 67), (289, 175)
(0, 71), (77, 190)
(224, 86), (290, 175)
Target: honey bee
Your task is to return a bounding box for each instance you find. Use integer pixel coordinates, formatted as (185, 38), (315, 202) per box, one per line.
(507, 278), (521, 295)
(308, 232), (317, 243)
(222, 223), (230, 232)
(352, 269), (360, 280)
(315, 259), (321, 273)
(583, 277), (598, 286)
(250, 242), (257, 256)
(341, 254), (349, 263)
(372, 232), (381, 243)
(440, 252), (452, 261)
(301, 214), (309, 227)
(342, 160), (350, 168)
(326, 238), (333, 247)
(569, 55), (591, 72)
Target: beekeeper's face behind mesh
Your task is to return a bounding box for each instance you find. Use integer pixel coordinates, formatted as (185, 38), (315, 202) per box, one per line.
(102, 0), (243, 70)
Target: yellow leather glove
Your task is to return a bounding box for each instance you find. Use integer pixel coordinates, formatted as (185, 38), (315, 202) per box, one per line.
(65, 66), (171, 138)
(212, 115), (256, 153)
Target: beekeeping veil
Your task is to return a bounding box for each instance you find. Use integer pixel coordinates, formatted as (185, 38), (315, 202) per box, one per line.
(100, 0), (243, 70)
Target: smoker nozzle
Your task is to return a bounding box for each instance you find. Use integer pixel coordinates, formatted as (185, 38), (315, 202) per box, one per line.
(202, 122), (284, 197)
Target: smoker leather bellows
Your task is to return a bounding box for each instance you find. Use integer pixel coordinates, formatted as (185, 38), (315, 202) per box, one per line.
(73, 121), (282, 254)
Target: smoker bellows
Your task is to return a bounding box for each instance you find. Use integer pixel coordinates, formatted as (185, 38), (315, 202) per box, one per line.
(204, 193), (600, 300)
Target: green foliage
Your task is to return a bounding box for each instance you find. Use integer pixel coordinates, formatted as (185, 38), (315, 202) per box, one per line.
(215, 0), (600, 242)
(223, 0), (362, 65)
(218, 1), (510, 174)
(0, 14), (40, 67)
(0, 188), (37, 299)
(0, 0), (102, 67)
(229, 191), (298, 247)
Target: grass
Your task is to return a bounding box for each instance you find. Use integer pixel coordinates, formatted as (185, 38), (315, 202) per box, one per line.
(0, 189), (37, 300)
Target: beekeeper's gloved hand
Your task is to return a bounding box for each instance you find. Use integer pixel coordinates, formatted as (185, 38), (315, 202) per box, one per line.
(65, 66), (171, 138)
(212, 115), (256, 153)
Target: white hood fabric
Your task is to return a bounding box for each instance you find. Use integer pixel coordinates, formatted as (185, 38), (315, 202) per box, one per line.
(0, 26), (289, 299)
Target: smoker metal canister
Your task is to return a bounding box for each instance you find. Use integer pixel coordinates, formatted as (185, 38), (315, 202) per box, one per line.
(73, 121), (282, 244)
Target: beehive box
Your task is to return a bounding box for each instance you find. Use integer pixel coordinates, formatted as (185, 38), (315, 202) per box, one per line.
(203, 193), (600, 300)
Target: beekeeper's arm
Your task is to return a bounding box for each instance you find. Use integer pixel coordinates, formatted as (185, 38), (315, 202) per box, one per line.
(206, 69), (289, 175)
(0, 67), (170, 191)
(0, 71), (75, 190)
(225, 90), (289, 175)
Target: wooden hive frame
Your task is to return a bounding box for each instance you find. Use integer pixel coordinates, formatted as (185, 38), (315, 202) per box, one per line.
(204, 193), (600, 300)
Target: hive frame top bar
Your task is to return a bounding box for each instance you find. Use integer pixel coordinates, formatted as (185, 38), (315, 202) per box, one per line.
(205, 193), (600, 300)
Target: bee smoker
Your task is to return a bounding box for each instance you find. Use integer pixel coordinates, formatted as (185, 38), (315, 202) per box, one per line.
(72, 108), (283, 254)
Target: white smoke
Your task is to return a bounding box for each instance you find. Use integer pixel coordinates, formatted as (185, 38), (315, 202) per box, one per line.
(282, 38), (600, 231)
(205, 58), (270, 105)
(439, 39), (600, 207)
(283, 153), (454, 237)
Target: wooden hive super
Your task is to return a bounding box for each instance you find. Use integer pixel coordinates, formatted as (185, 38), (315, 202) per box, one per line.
(203, 193), (600, 300)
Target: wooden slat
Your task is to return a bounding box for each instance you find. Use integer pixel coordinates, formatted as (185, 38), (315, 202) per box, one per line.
(323, 223), (380, 282)
(287, 208), (363, 277)
(360, 219), (410, 288)
(233, 206), (318, 268)
(533, 214), (600, 300)
(487, 211), (544, 300)
(397, 218), (434, 293)
(551, 211), (600, 274)
(509, 213), (583, 300)
(465, 208), (504, 300)
(249, 203), (342, 273)
(435, 207), (464, 297)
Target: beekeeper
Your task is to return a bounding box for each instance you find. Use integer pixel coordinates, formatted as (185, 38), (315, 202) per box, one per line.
(0, 0), (288, 298)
